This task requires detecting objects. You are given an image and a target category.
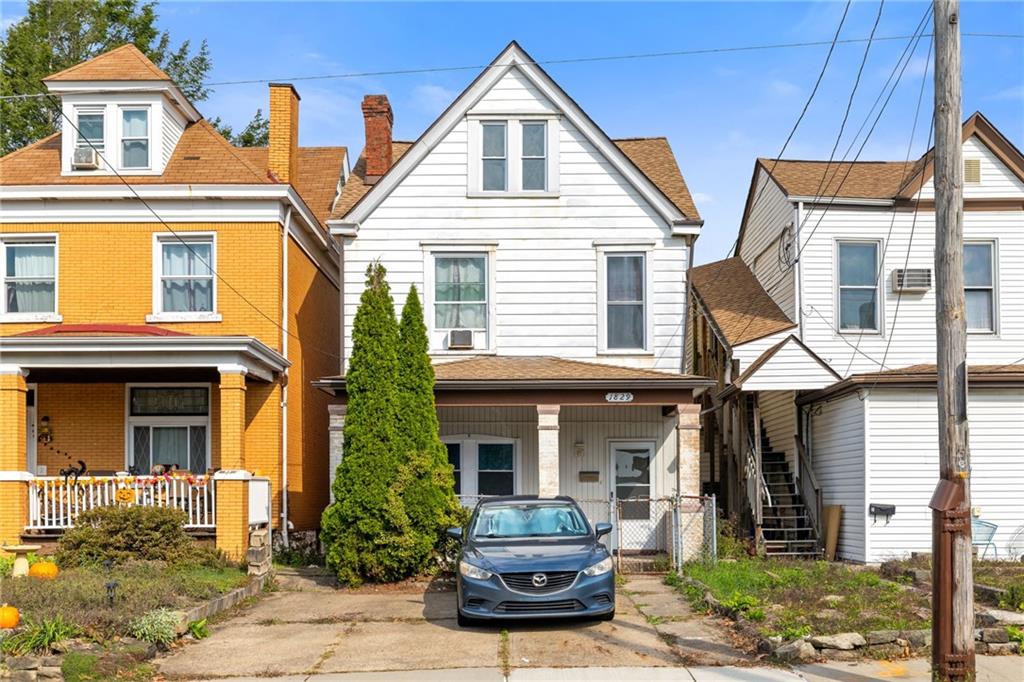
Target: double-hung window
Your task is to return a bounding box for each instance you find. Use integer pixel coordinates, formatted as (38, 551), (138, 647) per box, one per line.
(128, 386), (210, 474)
(121, 108), (150, 169)
(606, 253), (647, 350)
(154, 235), (216, 317)
(521, 121), (547, 191)
(444, 438), (517, 501)
(1, 237), (57, 318)
(481, 122), (507, 191)
(434, 255), (487, 330)
(837, 241), (880, 332)
(76, 109), (105, 153)
(964, 242), (996, 332)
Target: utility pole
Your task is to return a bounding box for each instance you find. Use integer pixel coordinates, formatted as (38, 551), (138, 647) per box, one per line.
(930, 1), (974, 681)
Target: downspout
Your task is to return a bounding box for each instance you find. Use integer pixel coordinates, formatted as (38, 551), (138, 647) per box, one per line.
(793, 201), (803, 340)
(280, 206), (293, 548)
(682, 236), (695, 374)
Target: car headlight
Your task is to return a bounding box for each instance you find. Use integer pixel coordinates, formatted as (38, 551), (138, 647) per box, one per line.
(583, 556), (613, 577)
(459, 561), (493, 580)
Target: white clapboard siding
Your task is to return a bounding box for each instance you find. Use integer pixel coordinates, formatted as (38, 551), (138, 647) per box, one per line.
(759, 390), (797, 470)
(916, 136), (1024, 200)
(740, 337), (838, 391)
(738, 169), (797, 318)
(161, 105), (186, 170)
(731, 330), (792, 375)
(797, 204), (1024, 375)
(864, 388), (1024, 562)
(343, 66), (687, 371)
(809, 392), (866, 562)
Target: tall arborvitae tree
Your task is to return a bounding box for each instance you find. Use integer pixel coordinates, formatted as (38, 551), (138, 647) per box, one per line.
(320, 263), (420, 585)
(396, 285), (463, 556)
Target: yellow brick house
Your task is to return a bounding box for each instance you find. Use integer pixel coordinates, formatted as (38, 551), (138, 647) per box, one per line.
(0, 45), (346, 559)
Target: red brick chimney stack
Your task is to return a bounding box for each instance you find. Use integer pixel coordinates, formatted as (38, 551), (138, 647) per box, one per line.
(362, 95), (393, 182)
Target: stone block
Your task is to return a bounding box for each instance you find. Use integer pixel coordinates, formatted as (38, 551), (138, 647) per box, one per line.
(866, 630), (899, 645)
(9, 671), (36, 682)
(246, 545), (269, 564)
(987, 642), (1019, 655)
(809, 632), (867, 650)
(867, 643), (904, 659)
(820, 648), (860, 661)
(249, 529), (269, 548)
(5, 658), (38, 672)
(975, 641), (989, 654)
(980, 627), (1009, 643)
(900, 629), (931, 649)
(35, 668), (61, 680)
(774, 640), (816, 662)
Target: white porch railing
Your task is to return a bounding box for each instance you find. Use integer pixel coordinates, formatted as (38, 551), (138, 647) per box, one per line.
(27, 475), (217, 530)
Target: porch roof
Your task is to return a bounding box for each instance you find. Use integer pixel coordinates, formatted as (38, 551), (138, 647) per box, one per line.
(718, 335), (841, 399)
(796, 363), (1024, 405)
(0, 333), (288, 382)
(314, 356), (714, 406)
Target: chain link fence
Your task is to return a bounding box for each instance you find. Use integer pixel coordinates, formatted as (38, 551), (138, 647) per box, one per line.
(458, 493), (717, 574)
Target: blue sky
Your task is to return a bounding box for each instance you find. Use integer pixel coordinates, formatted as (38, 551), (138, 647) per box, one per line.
(2, 1), (1022, 263)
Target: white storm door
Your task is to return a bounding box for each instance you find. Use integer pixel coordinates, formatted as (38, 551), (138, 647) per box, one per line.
(611, 441), (656, 551)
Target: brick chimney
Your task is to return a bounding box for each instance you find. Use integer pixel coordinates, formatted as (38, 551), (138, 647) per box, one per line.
(362, 95), (393, 182)
(268, 83), (300, 183)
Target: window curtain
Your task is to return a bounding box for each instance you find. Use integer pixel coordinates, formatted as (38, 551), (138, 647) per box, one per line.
(435, 257), (486, 328)
(5, 245), (55, 313)
(162, 243), (213, 312)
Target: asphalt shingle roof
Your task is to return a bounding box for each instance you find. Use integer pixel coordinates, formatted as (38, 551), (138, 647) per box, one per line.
(689, 257), (796, 347)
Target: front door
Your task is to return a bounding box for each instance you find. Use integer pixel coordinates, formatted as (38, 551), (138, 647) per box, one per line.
(611, 441), (656, 551)
(26, 385), (37, 473)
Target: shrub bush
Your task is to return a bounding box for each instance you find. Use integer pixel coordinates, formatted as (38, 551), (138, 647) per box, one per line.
(55, 505), (225, 568)
(0, 615), (79, 655)
(127, 608), (179, 645)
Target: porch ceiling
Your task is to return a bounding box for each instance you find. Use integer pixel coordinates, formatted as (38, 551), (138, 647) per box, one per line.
(0, 334), (288, 382)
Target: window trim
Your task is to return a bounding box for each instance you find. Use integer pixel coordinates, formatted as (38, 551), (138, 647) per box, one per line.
(148, 232), (222, 323)
(441, 434), (521, 501)
(964, 239), (998, 335)
(597, 243), (655, 355)
(480, 121), (508, 192)
(119, 105), (152, 170)
(520, 120), (547, 192)
(835, 239), (883, 335)
(0, 234), (61, 323)
(468, 115), (560, 197)
(124, 383), (212, 473)
(75, 107), (105, 153)
(422, 244), (496, 354)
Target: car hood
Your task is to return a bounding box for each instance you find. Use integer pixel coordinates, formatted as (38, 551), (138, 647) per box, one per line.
(467, 541), (603, 573)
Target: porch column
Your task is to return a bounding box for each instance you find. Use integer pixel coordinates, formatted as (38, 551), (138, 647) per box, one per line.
(327, 404), (347, 502)
(216, 365), (249, 560)
(676, 403), (703, 562)
(537, 405), (560, 498)
(0, 366), (29, 548)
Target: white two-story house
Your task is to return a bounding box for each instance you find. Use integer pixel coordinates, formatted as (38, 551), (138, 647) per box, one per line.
(689, 112), (1024, 562)
(315, 42), (712, 553)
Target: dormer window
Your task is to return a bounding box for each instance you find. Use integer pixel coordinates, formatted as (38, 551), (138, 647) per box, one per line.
(76, 109), (104, 153)
(469, 116), (559, 196)
(121, 108), (150, 169)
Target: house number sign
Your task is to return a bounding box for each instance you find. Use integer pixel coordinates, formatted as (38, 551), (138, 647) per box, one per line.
(604, 392), (634, 403)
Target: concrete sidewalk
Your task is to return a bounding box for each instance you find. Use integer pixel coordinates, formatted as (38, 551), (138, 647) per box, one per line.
(795, 657), (1023, 681)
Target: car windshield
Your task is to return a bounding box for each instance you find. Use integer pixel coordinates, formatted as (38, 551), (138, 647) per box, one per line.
(471, 503), (590, 539)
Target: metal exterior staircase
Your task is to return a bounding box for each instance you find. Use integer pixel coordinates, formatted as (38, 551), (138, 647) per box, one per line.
(758, 430), (822, 559)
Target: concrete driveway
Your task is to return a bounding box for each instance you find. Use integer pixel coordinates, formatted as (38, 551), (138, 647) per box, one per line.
(156, 568), (752, 680)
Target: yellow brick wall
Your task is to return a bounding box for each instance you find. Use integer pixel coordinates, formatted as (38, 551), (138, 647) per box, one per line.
(215, 479), (250, 561)
(35, 383), (124, 473)
(245, 380), (282, 524)
(0, 222), (282, 346)
(285, 235), (340, 531)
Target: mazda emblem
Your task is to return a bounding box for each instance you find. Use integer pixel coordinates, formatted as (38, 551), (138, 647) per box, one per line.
(531, 573), (547, 587)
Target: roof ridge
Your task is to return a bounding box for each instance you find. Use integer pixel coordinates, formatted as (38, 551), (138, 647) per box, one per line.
(613, 136), (669, 141)
(759, 157), (916, 165)
(44, 43), (171, 82)
(543, 355), (687, 378)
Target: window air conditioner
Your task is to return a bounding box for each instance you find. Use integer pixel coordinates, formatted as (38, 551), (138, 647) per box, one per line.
(72, 147), (99, 170)
(447, 329), (474, 350)
(891, 268), (932, 293)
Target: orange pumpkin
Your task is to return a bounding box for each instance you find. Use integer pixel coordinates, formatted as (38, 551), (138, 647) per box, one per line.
(0, 604), (19, 629)
(28, 561), (59, 580)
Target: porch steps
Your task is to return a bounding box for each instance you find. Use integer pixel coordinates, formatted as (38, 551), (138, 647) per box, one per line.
(759, 433), (822, 560)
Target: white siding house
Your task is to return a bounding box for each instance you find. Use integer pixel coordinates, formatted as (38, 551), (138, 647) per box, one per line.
(690, 112), (1024, 561)
(317, 43), (712, 557)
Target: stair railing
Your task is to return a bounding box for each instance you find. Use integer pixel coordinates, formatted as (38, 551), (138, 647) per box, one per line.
(794, 436), (823, 548)
(744, 432), (769, 526)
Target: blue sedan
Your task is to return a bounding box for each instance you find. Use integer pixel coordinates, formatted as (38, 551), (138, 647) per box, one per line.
(447, 495), (615, 626)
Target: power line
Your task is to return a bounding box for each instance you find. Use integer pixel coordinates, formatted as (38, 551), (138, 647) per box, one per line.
(2, 31), (1021, 102)
(50, 94), (343, 362)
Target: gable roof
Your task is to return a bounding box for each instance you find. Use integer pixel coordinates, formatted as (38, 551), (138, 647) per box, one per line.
(718, 334), (840, 398)
(330, 138), (698, 222)
(235, 146), (349, 225)
(689, 257), (796, 348)
(329, 42), (700, 229)
(44, 44), (171, 82)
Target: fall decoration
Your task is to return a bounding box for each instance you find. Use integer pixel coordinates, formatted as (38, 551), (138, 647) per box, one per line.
(28, 560), (59, 580)
(0, 604), (20, 629)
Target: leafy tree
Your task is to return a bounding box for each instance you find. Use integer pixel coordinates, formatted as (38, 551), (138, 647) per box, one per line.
(210, 108), (269, 147)
(396, 285), (463, 557)
(320, 263), (421, 585)
(0, 0), (212, 154)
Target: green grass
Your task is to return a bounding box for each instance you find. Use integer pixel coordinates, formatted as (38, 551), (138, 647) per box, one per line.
(880, 556), (1024, 611)
(61, 652), (156, 682)
(675, 558), (930, 639)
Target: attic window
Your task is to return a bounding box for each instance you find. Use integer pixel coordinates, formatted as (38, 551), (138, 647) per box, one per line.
(76, 109), (104, 153)
(964, 158), (981, 184)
